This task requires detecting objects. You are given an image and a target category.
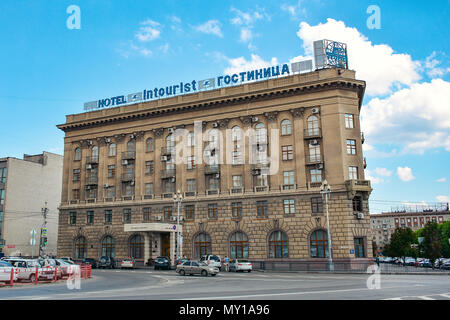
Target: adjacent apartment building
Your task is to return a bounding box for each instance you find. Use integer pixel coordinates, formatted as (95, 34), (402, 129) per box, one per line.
(56, 66), (372, 270)
(0, 152), (63, 257)
(371, 208), (450, 251)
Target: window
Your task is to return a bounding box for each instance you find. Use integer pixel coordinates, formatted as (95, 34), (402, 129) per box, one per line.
(232, 175), (242, 188)
(310, 230), (328, 258)
(127, 140), (135, 152)
(0, 189), (4, 205)
(283, 199), (295, 215)
(208, 177), (220, 190)
(143, 208), (151, 221)
(349, 166), (358, 180)
(256, 200), (268, 217)
(231, 202), (243, 218)
(232, 147), (243, 165)
(130, 235), (144, 259)
(74, 148), (81, 161)
(72, 189), (80, 200)
(73, 169), (81, 182)
(354, 238), (365, 258)
(353, 196), (363, 212)
(185, 205), (195, 220)
(255, 123), (267, 144)
(146, 138), (154, 152)
(74, 237), (87, 259)
(345, 114), (354, 129)
(193, 233), (211, 258)
(187, 131), (195, 147)
(87, 211), (94, 224)
(187, 156), (196, 170)
(145, 183), (154, 195)
(309, 144), (321, 162)
(186, 179), (196, 193)
(232, 126), (242, 142)
(105, 186), (115, 199)
(283, 171), (295, 189)
(164, 206), (173, 220)
(123, 208), (132, 223)
(107, 165), (115, 178)
(268, 230), (288, 258)
(346, 139), (357, 155)
(123, 183), (134, 197)
(310, 169), (322, 183)
(0, 168), (7, 183)
(230, 232), (249, 259)
(105, 210), (112, 224)
(0, 211), (3, 223)
(145, 161), (154, 175)
(282, 145), (293, 161)
(69, 212), (77, 225)
(256, 174), (268, 187)
(281, 119), (292, 135)
(86, 187), (97, 199)
(109, 143), (116, 157)
(102, 236), (115, 258)
(307, 116), (319, 136)
(311, 197), (323, 214)
(208, 203), (218, 219)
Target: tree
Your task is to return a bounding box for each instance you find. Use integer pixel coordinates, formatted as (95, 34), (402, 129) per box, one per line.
(383, 227), (415, 263)
(421, 222), (443, 268)
(438, 221), (450, 258)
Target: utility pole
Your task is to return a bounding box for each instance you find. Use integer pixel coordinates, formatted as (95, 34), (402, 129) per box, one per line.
(173, 190), (183, 262)
(39, 201), (48, 258)
(321, 180), (334, 272)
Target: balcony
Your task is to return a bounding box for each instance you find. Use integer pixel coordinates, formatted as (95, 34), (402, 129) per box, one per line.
(121, 151), (136, 160)
(254, 186), (268, 193)
(85, 156), (99, 165)
(161, 147), (175, 156)
(204, 164), (220, 175)
(184, 191), (197, 198)
(121, 172), (134, 182)
(345, 179), (372, 194)
(304, 128), (322, 139)
(161, 169), (176, 179)
(85, 175), (98, 185)
(251, 162), (270, 175)
(230, 188), (244, 195)
(206, 189), (220, 196)
(305, 155), (323, 165)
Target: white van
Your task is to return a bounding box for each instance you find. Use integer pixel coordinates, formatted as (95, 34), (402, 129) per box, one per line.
(200, 255), (222, 271)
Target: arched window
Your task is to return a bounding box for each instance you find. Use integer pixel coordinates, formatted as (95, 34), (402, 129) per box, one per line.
(230, 232), (249, 259)
(310, 229), (328, 258)
(268, 230), (288, 258)
(74, 236), (87, 259)
(307, 115), (319, 136)
(231, 126), (242, 142)
(127, 140), (135, 152)
(166, 134), (174, 148)
(129, 235), (144, 259)
(187, 131), (195, 147)
(193, 232), (211, 258)
(91, 146), (99, 162)
(281, 119), (292, 135)
(74, 147), (81, 161)
(255, 123), (266, 144)
(102, 236), (115, 258)
(109, 143), (116, 157)
(146, 138), (154, 152)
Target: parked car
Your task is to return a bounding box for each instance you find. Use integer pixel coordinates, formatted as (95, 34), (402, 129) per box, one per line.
(176, 260), (219, 276)
(384, 257), (393, 264)
(200, 254), (222, 271)
(2, 258), (41, 282)
(98, 256), (116, 269)
(59, 257), (75, 264)
(40, 258), (63, 279)
(121, 258), (136, 269)
(0, 261), (18, 282)
(56, 259), (76, 277)
(82, 258), (98, 269)
(175, 258), (189, 266)
(154, 256), (171, 270)
(404, 257), (416, 266)
(419, 259), (433, 268)
(441, 259), (450, 270)
(229, 259), (252, 272)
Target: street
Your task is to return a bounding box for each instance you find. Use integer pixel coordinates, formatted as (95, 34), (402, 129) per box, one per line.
(1, 268), (450, 300)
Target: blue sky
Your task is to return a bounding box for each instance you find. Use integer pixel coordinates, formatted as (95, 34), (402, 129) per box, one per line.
(0, 0), (449, 212)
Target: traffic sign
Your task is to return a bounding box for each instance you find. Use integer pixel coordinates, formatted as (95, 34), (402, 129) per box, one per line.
(41, 228), (48, 236)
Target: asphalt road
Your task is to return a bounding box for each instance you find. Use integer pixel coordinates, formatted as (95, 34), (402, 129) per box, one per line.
(1, 268), (450, 300)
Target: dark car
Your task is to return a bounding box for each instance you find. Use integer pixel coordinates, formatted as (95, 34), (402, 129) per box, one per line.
(154, 256), (171, 270)
(97, 256), (116, 269)
(82, 258), (98, 269)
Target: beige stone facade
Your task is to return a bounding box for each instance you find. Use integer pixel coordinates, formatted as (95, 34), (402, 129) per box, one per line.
(57, 67), (372, 269)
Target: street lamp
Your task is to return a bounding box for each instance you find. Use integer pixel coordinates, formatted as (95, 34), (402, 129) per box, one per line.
(173, 190), (183, 262)
(320, 180), (334, 272)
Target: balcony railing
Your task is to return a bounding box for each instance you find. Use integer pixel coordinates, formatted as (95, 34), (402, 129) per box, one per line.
(204, 164), (220, 175)
(230, 188), (243, 194)
(184, 191), (197, 198)
(161, 147), (175, 156)
(305, 155), (323, 165)
(161, 169), (176, 179)
(255, 186), (268, 192)
(206, 189), (219, 196)
(85, 175), (98, 185)
(121, 172), (134, 182)
(304, 128), (322, 139)
(345, 179), (372, 193)
(121, 151), (136, 160)
(85, 156), (99, 165)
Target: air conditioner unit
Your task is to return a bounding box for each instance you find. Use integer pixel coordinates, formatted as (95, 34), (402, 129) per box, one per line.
(86, 164), (92, 170)
(316, 163), (324, 169)
(130, 134), (135, 139)
(309, 139), (319, 145)
(252, 169), (261, 176)
(161, 156), (168, 162)
(86, 186), (91, 190)
(171, 217), (177, 221)
(214, 173), (220, 179)
(104, 184), (109, 188)
(87, 140), (93, 145)
(168, 128), (174, 134)
(252, 116), (259, 122)
(357, 212), (364, 220)
(212, 122), (219, 128)
(105, 138), (111, 143)
(170, 177), (176, 183)
(130, 181), (135, 186)
(122, 160), (128, 165)
(155, 216), (162, 221)
(312, 107), (320, 114)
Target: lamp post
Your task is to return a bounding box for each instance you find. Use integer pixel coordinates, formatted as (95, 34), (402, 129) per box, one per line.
(320, 180), (334, 272)
(173, 190), (183, 262)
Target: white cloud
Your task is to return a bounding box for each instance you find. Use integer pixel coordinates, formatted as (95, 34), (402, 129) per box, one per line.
(436, 178), (447, 183)
(397, 167), (415, 182)
(230, 7), (269, 49)
(296, 18), (421, 96)
(223, 54), (279, 76)
(436, 195), (449, 203)
(281, 1), (306, 19)
(194, 20), (223, 37)
(361, 79), (450, 154)
(423, 52), (450, 78)
(135, 19), (162, 42)
(375, 167), (392, 177)
(364, 169), (383, 184)
(240, 28), (253, 43)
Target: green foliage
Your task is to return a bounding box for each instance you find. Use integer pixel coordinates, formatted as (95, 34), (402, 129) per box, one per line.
(421, 222), (442, 264)
(438, 221), (450, 258)
(383, 227), (415, 258)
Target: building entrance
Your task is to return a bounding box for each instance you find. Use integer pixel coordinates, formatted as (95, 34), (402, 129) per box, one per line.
(161, 233), (170, 257)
